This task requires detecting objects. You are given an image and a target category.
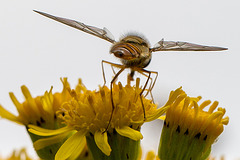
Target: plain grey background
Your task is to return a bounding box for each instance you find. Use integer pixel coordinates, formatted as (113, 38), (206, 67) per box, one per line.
(0, 0), (238, 159)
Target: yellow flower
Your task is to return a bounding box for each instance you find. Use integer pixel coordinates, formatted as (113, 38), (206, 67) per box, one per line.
(0, 148), (35, 160)
(158, 87), (229, 160)
(207, 156), (225, 160)
(139, 150), (225, 160)
(143, 151), (160, 160)
(0, 78), (85, 159)
(0, 78), (71, 128)
(29, 78), (179, 160)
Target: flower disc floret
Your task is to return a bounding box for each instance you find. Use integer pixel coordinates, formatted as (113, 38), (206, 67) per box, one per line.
(57, 78), (157, 133)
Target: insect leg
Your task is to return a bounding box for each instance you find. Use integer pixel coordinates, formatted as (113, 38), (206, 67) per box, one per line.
(137, 69), (151, 121)
(148, 70), (158, 97)
(111, 64), (117, 75)
(104, 67), (125, 133)
(101, 60), (123, 86)
(137, 71), (153, 96)
(136, 71), (155, 104)
(139, 70), (158, 99)
(136, 69), (158, 120)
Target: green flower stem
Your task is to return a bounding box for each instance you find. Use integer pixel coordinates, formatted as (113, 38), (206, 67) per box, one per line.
(86, 129), (140, 160)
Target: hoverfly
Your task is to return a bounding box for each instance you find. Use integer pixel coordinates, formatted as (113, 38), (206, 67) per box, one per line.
(33, 10), (227, 131)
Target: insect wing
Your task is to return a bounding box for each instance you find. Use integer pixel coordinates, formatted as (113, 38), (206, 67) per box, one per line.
(33, 10), (116, 43)
(103, 27), (115, 42)
(151, 39), (227, 52)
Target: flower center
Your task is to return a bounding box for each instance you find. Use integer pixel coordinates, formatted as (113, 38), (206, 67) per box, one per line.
(57, 79), (157, 133)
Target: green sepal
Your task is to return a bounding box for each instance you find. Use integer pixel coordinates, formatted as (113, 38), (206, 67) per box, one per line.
(27, 130), (66, 160)
(86, 129), (140, 160)
(158, 121), (211, 160)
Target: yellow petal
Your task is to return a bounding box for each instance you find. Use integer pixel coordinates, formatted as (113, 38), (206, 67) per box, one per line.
(21, 85), (39, 114)
(68, 137), (87, 160)
(145, 151), (156, 160)
(41, 88), (54, 115)
(146, 105), (170, 122)
(222, 116), (229, 125)
(9, 92), (27, 118)
(158, 115), (166, 120)
(0, 105), (23, 125)
(165, 87), (184, 106)
(115, 126), (143, 141)
(199, 100), (211, 110)
(33, 132), (71, 150)
(55, 130), (87, 160)
(94, 130), (111, 156)
(28, 125), (72, 136)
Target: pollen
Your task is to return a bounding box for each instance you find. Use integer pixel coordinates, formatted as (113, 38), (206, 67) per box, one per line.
(57, 78), (157, 133)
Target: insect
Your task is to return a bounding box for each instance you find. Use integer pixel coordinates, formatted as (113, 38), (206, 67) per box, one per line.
(33, 10), (227, 131)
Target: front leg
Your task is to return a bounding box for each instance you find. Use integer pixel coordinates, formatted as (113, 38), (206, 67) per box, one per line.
(101, 60), (125, 86)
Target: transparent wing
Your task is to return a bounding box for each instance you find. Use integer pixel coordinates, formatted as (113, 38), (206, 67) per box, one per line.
(33, 10), (115, 43)
(151, 39), (227, 52)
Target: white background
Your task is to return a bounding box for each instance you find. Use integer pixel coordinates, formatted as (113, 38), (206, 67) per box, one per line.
(0, 0), (239, 159)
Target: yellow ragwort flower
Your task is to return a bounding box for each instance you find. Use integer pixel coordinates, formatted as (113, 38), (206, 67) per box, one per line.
(0, 78), (71, 128)
(143, 151), (160, 160)
(28, 78), (177, 160)
(158, 88), (229, 160)
(0, 148), (35, 160)
(0, 78), (85, 159)
(207, 156), (225, 160)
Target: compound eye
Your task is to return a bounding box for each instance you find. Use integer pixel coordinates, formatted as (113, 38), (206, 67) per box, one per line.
(112, 49), (125, 58)
(110, 46), (134, 59)
(115, 51), (124, 58)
